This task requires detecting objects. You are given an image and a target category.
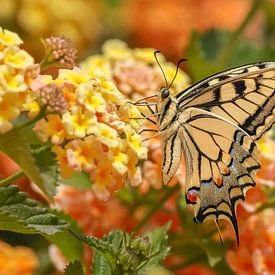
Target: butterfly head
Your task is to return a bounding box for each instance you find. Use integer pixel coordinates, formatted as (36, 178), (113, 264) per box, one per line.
(161, 87), (170, 99)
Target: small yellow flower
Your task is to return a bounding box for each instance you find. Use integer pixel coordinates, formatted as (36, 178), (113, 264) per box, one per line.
(0, 65), (27, 93)
(52, 145), (74, 179)
(92, 157), (116, 201)
(0, 93), (21, 133)
(34, 114), (65, 144)
(22, 93), (41, 118)
(127, 132), (148, 159)
(80, 55), (112, 79)
(58, 67), (91, 86)
(3, 46), (34, 69)
(62, 105), (98, 138)
(119, 103), (143, 130)
(95, 123), (119, 148)
(99, 77), (124, 105)
(159, 61), (190, 93)
(77, 83), (106, 113)
(108, 144), (129, 175)
(133, 47), (163, 64)
(66, 137), (102, 172)
(0, 27), (23, 48)
(102, 39), (132, 60)
(126, 148), (142, 187)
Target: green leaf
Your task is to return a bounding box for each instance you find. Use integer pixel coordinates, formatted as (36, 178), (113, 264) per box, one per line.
(31, 145), (59, 197)
(139, 222), (171, 271)
(90, 231), (124, 275)
(198, 239), (224, 267)
(73, 232), (116, 271)
(92, 251), (112, 275)
(65, 261), (84, 275)
(186, 31), (229, 82)
(0, 127), (55, 200)
(47, 210), (84, 263)
(61, 171), (92, 189)
(186, 29), (275, 82)
(0, 185), (67, 235)
(75, 225), (171, 274)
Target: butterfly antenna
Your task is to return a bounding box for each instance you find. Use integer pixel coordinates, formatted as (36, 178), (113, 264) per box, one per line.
(214, 219), (224, 245)
(154, 50), (168, 87)
(168, 58), (187, 89)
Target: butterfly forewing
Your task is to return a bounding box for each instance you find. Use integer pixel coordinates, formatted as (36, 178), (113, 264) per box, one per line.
(159, 61), (275, 243)
(177, 62), (275, 140)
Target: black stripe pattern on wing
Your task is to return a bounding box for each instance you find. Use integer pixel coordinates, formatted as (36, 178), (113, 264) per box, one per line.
(176, 62), (275, 141)
(181, 109), (260, 244)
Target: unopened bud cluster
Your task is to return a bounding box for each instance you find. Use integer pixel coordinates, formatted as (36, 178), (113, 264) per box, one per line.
(117, 236), (151, 272)
(44, 35), (77, 69)
(37, 83), (67, 113)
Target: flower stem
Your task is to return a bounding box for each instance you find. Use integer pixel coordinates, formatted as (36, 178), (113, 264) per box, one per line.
(15, 109), (45, 132)
(0, 170), (25, 187)
(217, 0), (265, 66)
(133, 184), (180, 232)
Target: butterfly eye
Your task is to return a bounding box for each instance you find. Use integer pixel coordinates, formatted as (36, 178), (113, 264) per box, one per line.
(161, 88), (170, 99)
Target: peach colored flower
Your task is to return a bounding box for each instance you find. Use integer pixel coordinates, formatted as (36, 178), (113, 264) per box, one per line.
(125, 0), (258, 60)
(113, 59), (163, 95)
(33, 66), (148, 199)
(226, 209), (275, 275)
(80, 39), (190, 100)
(55, 185), (134, 237)
(0, 240), (39, 275)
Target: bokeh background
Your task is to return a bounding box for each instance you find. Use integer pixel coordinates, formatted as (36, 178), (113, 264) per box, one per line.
(0, 0), (274, 274)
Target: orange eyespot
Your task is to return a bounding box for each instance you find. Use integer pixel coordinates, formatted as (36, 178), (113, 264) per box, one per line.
(222, 166), (230, 175)
(186, 189), (199, 203)
(215, 177), (223, 186)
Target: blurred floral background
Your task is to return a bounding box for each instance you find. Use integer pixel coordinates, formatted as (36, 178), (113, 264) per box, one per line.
(0, 0), (274, 274)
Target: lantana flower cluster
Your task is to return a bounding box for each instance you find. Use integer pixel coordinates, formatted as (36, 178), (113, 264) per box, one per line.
(80, 39), (190, 99)
(226, 209), (275, 274)
(34, 67), (148, 200)
(81, 39), (190, 191)
(0, 27), (39, 133)
(0, 0), (102, 59)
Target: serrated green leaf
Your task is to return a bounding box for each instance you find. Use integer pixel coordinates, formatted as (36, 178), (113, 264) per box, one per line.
(31, 145), (59, 197)
(0, 186), (67, 235)
(102, 230), (124, 252)
(75, 233), (116, 271)
(139, 222), (171, 272)
(65, 261), (84, 275)
(0, 127), (55, 200)
(47, 210), (84, 263)
(92, 251), (112, 275)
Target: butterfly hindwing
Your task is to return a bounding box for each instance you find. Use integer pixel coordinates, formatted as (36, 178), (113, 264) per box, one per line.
(180, 108), (260, 243)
